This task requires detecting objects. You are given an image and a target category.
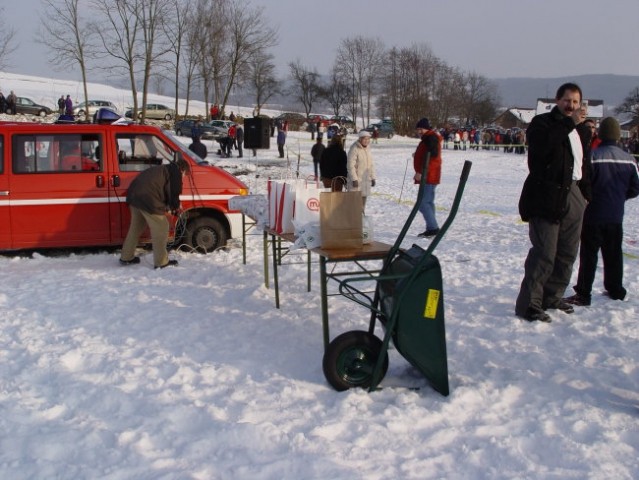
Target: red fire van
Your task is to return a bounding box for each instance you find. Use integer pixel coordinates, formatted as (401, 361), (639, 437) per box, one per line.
(0, 118), (248, 252)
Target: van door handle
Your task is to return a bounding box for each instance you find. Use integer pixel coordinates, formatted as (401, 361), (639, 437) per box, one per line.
(111, 175), (121, 187)
(0, 191), (8, 196)
(96, 176), (104, 188)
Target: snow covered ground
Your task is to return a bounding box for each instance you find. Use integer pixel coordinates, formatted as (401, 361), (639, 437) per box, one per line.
(0, 72), (638, 479)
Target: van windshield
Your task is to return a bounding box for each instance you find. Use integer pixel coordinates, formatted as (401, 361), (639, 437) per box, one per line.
(163, 130), (210, 165)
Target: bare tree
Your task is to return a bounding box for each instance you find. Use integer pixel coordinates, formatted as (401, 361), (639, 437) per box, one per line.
(248, 51), (280, 116)
(163, 0), (193, 117)
(217, 0), (277, 116)
(93, 0), (142, 119)
(177, 7), (205, 117)
(335, 36), (385, 128)
(136, 0), (174, 121)
(192, 0), (229, 119)
(428, 63), (464, 128)
(459, 71), (500, 126)
(322, 67), (353, 118)
(0, 7), (17, 70)
(93, 0), (172, 123)
(288, 59), (320, 117)
(615, 87), (639, 121)
(379, 44), (440, 134)
(38, 0), (93, 116)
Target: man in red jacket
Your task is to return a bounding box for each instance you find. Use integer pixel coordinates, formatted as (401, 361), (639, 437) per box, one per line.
(413, 117), (442, 237)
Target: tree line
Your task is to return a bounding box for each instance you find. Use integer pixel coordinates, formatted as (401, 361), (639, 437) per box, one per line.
(2, 1), (636, 133)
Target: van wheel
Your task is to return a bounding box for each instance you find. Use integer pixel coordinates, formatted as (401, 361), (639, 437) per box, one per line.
(186, 217), (228, 253)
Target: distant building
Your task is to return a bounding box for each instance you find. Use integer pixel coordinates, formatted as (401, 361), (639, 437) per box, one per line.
(493, 108), (536, 130)
(619, 118), (638, 139)
(535, 98), (604, 120)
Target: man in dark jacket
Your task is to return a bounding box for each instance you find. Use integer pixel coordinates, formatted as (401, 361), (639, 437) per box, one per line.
(188, 134), (208, 159)
(235, 124), (244, 158)
(564, 117), (639, 306)
(319, 135), (347, 191)
(310, 137), (325, 180)
(515, 82), (592, 323)
(119, 159), (190, 269)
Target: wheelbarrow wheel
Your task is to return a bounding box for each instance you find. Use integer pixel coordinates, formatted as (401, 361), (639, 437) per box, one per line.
(322, 330), (388, 391)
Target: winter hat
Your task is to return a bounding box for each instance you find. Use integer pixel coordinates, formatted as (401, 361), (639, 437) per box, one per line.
(598, 117), (621, 142)
(358, 130), (371, 138)
(415, 117), (431, 129)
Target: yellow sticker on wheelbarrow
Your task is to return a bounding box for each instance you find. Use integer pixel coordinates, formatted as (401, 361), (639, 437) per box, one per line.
(423, 289), (440, 319)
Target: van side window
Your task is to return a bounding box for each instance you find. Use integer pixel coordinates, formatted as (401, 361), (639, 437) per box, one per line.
(12, 134), (102, 173)
(116, 134), (173, 172)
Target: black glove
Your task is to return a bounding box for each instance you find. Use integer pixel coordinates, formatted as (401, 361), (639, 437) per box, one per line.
(371, 179), (376, 187)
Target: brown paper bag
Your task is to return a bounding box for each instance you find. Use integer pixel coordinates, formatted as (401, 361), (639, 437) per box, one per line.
(320, 190), (363, 249)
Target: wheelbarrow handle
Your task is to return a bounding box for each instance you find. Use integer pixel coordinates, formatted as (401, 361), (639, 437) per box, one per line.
(423, 160), (472, 255)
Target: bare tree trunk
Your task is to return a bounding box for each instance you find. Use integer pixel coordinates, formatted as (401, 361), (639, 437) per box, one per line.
(39, 0), (92, 116)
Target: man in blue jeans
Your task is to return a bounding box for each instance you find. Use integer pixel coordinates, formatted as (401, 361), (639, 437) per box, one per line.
(413, 117), (442, 237)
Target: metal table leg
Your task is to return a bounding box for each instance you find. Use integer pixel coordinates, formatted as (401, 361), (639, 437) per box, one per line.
(271, 233), (280, 309)
(263, 230), (269, 288)
(319, 255), (329, 350)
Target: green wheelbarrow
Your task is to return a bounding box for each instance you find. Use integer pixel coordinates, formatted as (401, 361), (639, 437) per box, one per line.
(322, 159), (473, 395)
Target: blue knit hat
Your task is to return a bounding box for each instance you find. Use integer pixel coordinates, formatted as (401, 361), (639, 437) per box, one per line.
(416, 117), (431, 129)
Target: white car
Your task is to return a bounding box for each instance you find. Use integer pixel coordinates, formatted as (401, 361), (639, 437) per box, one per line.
(73, 100), (118, 117)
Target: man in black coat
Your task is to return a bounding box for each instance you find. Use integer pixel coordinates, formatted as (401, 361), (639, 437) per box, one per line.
(235, 125), (244, 158)
(310, 137), (325, 180)
(188, 134), (208, 160)
(515, 82), (592, 323)
(119, 159), (190, 269)
(319, 135), (347, 191)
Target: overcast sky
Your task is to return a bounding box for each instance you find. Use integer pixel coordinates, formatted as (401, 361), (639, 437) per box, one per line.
(5, 0), (639, 81)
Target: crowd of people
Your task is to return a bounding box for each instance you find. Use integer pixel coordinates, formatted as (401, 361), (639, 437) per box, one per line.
(437, 127), (527, 154)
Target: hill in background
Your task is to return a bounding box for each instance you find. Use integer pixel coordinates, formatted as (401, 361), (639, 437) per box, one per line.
(493, 74), (639, 114)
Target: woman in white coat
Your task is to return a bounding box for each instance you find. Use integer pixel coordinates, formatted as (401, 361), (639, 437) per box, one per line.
(347, 130), (376, 212)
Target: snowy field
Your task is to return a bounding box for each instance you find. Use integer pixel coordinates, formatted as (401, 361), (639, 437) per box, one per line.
(0, 72), (638, 479)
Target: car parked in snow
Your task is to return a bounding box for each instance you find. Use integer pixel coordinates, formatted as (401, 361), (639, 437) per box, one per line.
(73, 100), (118, 118)
(273, 112), (306, 130)
(364, 121), (395, 139)
(125, 103), (175, 121)
(307, 114), (332, 128)
(8, 97), (52, 116)
(175, 119), (220, 139)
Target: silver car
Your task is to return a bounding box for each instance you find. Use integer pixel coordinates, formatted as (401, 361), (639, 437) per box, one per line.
(73, 100), (118, 117)
(125, 103), (175, 120)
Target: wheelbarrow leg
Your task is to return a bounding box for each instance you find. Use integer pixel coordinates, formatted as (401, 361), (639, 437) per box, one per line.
(368, 289), (381, 335)
(369, 309), (398, 392)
